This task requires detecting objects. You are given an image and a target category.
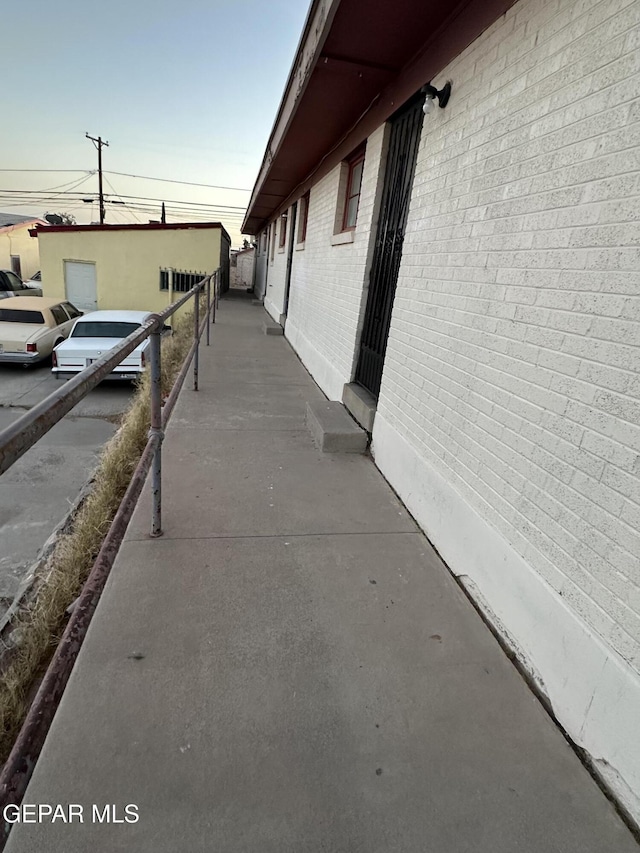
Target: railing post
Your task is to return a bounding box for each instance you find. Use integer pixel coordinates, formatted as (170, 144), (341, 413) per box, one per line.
(193, 286), (200, 392)
(149, 323), (163, 537)
(212, 271), (217, 324)
(206, 277), (211, 346)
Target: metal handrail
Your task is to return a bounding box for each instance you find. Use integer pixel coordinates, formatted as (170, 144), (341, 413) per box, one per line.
(0, 269), (218, 479)
(0, 268), (221, 844)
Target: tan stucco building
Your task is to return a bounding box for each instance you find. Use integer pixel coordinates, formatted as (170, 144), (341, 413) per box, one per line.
(0, 213), (48, 280)
(33, 222), (230, 314)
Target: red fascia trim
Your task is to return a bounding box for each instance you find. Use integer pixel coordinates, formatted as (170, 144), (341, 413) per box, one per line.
(33, 222), (225, 234)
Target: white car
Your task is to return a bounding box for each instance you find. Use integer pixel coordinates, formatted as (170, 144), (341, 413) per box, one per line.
(0, 269), (42, 298)
(0, 297), (82, 365)
(52, 310), (158, 381)
(23, 270), (43, 290)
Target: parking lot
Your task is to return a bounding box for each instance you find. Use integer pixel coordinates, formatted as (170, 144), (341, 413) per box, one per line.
(0, 362), (136, 618)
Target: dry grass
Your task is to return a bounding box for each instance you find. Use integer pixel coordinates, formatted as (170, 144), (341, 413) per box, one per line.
(0, 307), (199, 761)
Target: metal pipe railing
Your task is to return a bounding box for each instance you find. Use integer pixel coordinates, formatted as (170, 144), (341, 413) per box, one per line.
(0, 269), (218, 534)
(0, 269), (220, 844)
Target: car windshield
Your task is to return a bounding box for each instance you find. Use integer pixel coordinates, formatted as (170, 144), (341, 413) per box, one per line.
(0, 309), (45, 324)
(71, 321), (141, 338)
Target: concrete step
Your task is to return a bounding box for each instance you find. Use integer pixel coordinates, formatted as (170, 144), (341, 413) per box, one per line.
(342, 381), (377, 432)
(306, 401), (368, 453)
(262, 322), (284, 335)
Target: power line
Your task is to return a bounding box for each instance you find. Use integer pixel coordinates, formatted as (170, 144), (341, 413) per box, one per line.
(0, 194), (245, 220)
(0, 188), (246, 211)
(0, 168), (251, 192)
(106, 171), (251, 192)
(10, 173), (95, 193)
(0, 169), (88, 173)
(102, 175), (142, 223)
(0, 202), (245, 223)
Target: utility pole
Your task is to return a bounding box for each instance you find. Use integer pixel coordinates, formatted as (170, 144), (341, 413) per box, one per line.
(161, 202), (166, 224)
(86, 133), (109, 224)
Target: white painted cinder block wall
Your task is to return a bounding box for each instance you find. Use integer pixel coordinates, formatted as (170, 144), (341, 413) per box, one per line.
(281, 124), (387, 398)
(264, 217), (290, 323)
(260, 0), (640, 820)
(254, 233), (268, 301)
(372, 0), (640, 821)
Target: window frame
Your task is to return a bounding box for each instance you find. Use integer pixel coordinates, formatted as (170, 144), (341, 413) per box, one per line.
(5, 270), (24, 291)
(341, 148), (365, 232)
(62, 302), (82, 319)
(50, 305), (69, 327)
(298, 191), (310, 244)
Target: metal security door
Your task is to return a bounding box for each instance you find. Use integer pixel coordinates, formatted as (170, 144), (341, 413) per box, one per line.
(283, 201), (297, 316)
(64, 261), (98, 313)
(355, 97), (424, 398)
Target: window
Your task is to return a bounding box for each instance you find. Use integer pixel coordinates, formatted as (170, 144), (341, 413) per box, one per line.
(278, 212), (288, 248)
(72, 321), (142, 339)
(4, 271), (24, 291)
(50, 305), (68, 326)
(342, 148), (365, 231)
(62, 302), (82, 319)
(262, 231), (268, 252)
(159, 269), (206, 292)
(10, 256), (22, 279)
(0, 309), (45, 324)
(298, 192), (310, 244)
(270, 222), (277, 262)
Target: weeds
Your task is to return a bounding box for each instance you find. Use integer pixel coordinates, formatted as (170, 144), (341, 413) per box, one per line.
(0, 308), (198, 761)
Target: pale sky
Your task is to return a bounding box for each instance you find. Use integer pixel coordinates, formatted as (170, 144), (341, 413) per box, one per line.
(1, 0), (309, 246)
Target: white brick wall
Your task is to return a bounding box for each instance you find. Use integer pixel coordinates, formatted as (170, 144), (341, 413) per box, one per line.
(264, 217), (290, 322)
(280, 125), (387, 399)
(260, 0), (640, 817)
(230, 249), (254, 289)
(370, 0), (640, 817)
(254, 231), (268, 301)
(378, 0), (640, 675)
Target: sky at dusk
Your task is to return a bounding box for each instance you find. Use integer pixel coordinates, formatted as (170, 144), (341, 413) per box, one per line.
(1, 0), (310, 246)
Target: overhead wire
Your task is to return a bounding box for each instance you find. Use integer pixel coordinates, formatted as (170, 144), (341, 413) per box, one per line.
(0, 197), (245, 218)
(0, 169), (251, 192)
(102, 176), (142, 223)
(0, 188), (246, 212)
(0, 173), (95, 194)
(105, 171), (250, 192)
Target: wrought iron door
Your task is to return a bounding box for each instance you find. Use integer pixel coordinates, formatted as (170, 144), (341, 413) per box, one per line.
(355, 97), (424, 398)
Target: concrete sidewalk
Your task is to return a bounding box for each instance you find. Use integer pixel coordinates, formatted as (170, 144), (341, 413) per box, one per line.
(7, 294), (637, 852)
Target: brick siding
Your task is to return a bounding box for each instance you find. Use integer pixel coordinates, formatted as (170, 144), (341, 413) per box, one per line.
(376, 0), (640, 672)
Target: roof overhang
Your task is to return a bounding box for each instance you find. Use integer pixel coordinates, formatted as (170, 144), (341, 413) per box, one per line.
(243, 0), (516, 234)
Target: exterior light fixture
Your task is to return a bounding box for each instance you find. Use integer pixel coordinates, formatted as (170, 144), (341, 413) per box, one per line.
(421, 81), (452, 115)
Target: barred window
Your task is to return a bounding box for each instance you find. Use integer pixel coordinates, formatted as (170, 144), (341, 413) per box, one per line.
(159, 269), (207, 292)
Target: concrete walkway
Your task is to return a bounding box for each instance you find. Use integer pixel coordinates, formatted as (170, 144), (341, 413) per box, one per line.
(7, 294), (637, 852)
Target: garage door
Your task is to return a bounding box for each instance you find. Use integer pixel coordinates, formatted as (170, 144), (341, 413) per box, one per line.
(64, 261), (97, 313)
